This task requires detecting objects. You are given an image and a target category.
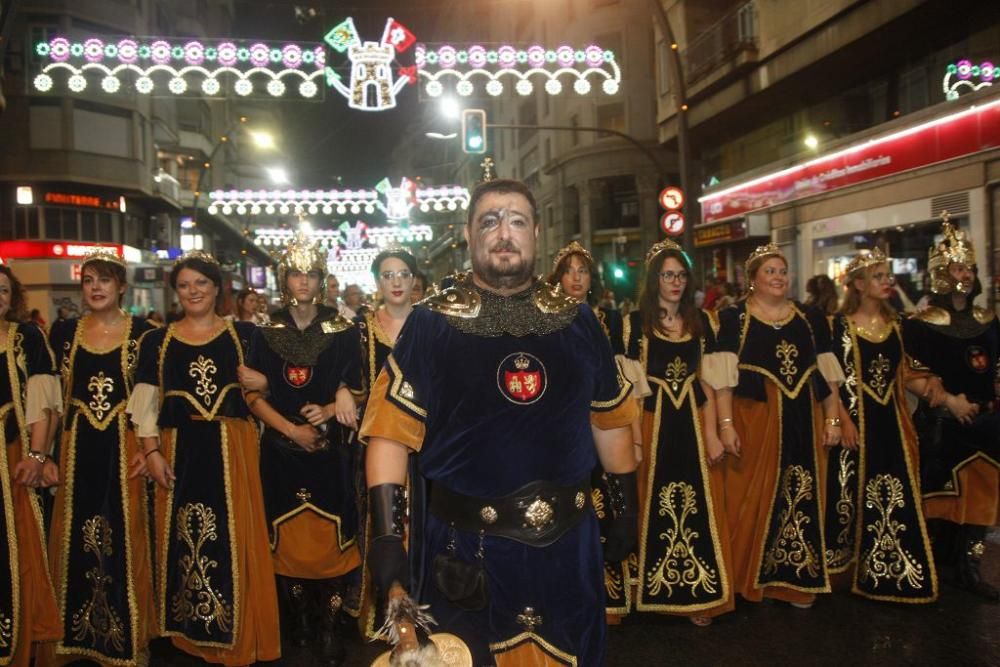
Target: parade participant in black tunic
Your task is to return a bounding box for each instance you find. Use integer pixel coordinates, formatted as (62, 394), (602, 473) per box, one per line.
(355, 248), (417, 640)
(627, 240), (734, 626)
(0, 263), (61, 667)
(40, 249), (157, 666)
(547, 241), (647, 620)
(709, 243), (844, 608)
(360, 179), (638, 666)
(903, 219), (1000, 601)
(823, 248), (938, 603)
(243, 235), (363, 665)
(127, 251), (280, 665)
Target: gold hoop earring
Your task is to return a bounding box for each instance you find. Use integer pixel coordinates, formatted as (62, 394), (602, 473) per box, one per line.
(289, 296), (299, 307)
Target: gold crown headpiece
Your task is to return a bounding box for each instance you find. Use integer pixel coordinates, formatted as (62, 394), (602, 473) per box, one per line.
(173, 249), (219, 269)
(842, 247), (889, 282)
(644, 239), (684, 266)
(744, 242), (784, 275)
(552, 241), (593, 270)
(81, 246), (126, 269)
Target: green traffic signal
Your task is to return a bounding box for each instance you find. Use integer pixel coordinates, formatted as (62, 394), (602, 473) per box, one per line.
(462, 109), (487, 154)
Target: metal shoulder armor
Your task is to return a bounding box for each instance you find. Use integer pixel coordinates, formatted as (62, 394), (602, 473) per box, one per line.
(321, 314), (354, 333)
(972, 306), (996, 325)
(532, 281), (579, 315)
(912, 306), (951, 326)
(422, 283), (481, 319)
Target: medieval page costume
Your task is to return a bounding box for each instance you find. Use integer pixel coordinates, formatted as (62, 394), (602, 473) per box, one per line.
(41, 314), (157, 666)
(0, 321), (61, 667)
(360, 276), (636, 666)
(127, 320), (279, 664)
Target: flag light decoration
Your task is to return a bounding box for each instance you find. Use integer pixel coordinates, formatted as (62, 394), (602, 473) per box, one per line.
(942, 59), (994, 100)
(323, 16), (418, 111)
(415, 43), (621, 98)
(32, 37), (326, 98)
(208, 180), (469, 222)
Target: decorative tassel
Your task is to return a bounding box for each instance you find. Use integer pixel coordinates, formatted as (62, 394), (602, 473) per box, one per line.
(372, 594), (445, 666)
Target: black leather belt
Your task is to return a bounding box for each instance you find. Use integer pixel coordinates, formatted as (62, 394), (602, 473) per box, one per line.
(429, 478), (591, 547)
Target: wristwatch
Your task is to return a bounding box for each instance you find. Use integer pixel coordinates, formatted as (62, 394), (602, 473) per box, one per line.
(26, 450), (48, 464)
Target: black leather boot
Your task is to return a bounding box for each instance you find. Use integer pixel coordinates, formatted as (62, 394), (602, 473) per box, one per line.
(955, 525), (999, 602)
(318, 585), (347, 667)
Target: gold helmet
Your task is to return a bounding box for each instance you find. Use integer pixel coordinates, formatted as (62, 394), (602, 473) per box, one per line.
(842, 247), (889, 283)
(277, 233), (327, 301)
(928, 213), (976, 294)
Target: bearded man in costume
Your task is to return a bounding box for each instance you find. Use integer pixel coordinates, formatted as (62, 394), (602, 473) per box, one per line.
(904, 216), (1000, 601)
(360, 178), (639, 665)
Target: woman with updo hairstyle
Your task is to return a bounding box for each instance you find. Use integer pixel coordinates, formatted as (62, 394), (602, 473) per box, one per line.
(820, 248), (938, 603)
(706, 243), (845, 609)
(127, 251), (280, 664)
(41, 249), (160, 666)
(234, 288), (261, 324)
(0, 262), (62, 665)
(616, 240), (735, 627)
(355, 247), (420, 639)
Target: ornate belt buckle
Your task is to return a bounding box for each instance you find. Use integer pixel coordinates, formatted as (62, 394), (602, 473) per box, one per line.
(523, 497), (554, 530)
(479, 505), (499, 525)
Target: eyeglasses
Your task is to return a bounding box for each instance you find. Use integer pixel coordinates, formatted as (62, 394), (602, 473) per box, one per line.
(658, 270), (689, 283)
(379, 270), (414, 281)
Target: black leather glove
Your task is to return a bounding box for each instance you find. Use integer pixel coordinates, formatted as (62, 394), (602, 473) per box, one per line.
(603, 471), (638, 563)
(368, 483), (410, 603)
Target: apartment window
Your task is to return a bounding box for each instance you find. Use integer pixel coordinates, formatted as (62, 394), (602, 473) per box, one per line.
(544, 137), (552, 164)
(44, 207), (75, 240)
(14, 208), (40, 239)
(564, 185), (580, 234)
(520, 146), (539, 179)
(80, 211), (97, 241)
(73, 105), (131, 157)
(29, 102), (63, 150)
(570, 114), (580, 146)
(597, 102), (626, 135)
(657, 41), (672, 94)
(591, 175), (639, 230)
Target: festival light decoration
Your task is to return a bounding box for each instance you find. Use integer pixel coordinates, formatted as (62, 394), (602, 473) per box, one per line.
(208, 179), (469, 222)
(253, 222), (433, 292)
(323, 17), (418, 111)
(943, 59), (994, 100)
(415, 42), (621, 99)
(31, 36), (326, 99)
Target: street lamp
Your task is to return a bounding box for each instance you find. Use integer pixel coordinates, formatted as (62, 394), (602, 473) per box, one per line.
(266, 166), (290, 185)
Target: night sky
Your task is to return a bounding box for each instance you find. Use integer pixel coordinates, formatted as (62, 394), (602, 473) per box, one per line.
(233, 0), (454, 188)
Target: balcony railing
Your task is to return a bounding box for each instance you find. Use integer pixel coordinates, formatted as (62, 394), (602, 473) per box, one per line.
(683, 1), (758, 85)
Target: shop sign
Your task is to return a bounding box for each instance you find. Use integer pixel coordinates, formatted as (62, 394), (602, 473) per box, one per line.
(0, 241), (124, 260)
(42, 191), (126, 211)
(693, 220), (747, 247)
(699, 98), (1000, 224)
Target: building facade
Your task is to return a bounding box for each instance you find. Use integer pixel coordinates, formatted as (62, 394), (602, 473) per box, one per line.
(655, 0), (1000, 307)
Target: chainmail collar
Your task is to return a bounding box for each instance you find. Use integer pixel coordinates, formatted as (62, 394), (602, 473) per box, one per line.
(442, 274), (578, 337)
(259, 305), (351, 365)
(936, 304), (993, 339)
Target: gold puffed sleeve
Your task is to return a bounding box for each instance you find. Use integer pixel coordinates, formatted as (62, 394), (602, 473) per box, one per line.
(616, 355), (651, 399)
(701, 351), (739, 390)
(816, 351), (847, 386)
(25, 374), (62, 425)
(126, 383), (160, 439)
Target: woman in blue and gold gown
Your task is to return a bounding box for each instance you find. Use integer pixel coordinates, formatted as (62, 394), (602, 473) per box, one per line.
(626, 241), (734, 626)
(709, 243), (844, 609)
(547, 241), (646, 620)
(127, 252), (279, 665)
(0, 263), (61, 667)
(40, 250), (156, 666)
(822, 248), (937, 603)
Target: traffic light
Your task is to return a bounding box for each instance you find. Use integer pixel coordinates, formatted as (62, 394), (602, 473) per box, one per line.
(461, 108), (487, 154)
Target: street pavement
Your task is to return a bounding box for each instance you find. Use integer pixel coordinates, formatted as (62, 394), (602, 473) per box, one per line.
(125, 529), (1000, 665)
